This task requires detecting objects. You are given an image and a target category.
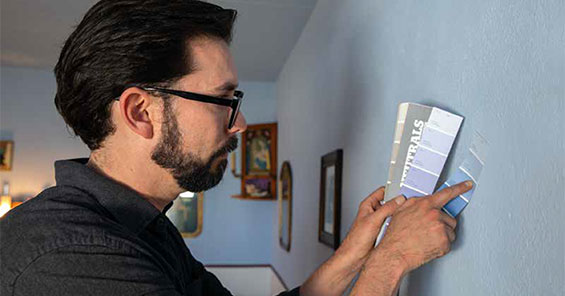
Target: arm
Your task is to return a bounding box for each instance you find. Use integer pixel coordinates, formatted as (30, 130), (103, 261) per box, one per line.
(13, 244), (181, 296)
(299, 181), (472, 296)
(351, 181), (473, 295)
(299, 188), (406, 296)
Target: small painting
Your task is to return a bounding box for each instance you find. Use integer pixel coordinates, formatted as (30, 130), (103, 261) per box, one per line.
(323, 165), (335, 234)
(166, 192), (203, 238)
(319, 149), (343, 249)
(0, 141), (14, 171)
(246, 128), (272, 175)
(244, 178), (271, 198)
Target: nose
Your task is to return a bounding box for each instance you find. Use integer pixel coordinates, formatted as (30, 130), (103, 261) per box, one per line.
(228, 111), (247, 134)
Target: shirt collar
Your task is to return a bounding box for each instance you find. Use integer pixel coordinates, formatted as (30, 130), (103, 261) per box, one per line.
(54, 158), (173, 234)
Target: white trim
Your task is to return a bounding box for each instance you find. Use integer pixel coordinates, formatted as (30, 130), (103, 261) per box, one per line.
(459, 167), (478, 183)
(425, 124), (457, 138)
(418, 145), (448, 157)
(469, 148), (485, 166)
(442, 207), (454, 218)
(459, 195), (470, 203)
(410, 164), (440, 177)
(402, 184), (428, 195)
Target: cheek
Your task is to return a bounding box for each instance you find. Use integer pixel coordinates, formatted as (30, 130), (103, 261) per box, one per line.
(177, 107), (226, 156)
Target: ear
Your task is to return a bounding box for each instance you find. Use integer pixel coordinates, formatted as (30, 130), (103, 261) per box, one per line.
(118, 87), (155, 139)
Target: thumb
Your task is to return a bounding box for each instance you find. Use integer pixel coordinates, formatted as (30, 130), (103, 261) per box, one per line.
(369, 195), (406, 227)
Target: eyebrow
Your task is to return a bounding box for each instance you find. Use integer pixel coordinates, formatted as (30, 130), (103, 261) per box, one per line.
(215, 81), (239, 92)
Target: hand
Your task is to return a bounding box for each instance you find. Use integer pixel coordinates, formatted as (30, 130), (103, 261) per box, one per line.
(335, 187), (406, 269)
(370, 181), (473, 274)
(300, 187), (405, 296)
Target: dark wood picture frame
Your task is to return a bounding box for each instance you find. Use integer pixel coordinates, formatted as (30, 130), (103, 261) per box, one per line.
(278, 161), (292, 252)
(318, 149), (343, 249)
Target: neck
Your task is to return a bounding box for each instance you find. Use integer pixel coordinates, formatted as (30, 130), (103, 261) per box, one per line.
(87, 151), (180, 212)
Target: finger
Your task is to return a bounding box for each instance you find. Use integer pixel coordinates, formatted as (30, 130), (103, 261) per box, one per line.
(438, 211), (457, 229)
(359, 186), (385, 216)
(368, 195), (406, 227)
(445, 225), (456, 242)
(431, 181), (473, 208)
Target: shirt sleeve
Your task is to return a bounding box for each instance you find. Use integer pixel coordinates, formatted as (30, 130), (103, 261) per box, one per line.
(12, 244), (181, 296)
(277, 287), (301, 296)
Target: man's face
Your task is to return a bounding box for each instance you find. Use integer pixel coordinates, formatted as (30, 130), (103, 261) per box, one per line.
(151, 37), (246, 193)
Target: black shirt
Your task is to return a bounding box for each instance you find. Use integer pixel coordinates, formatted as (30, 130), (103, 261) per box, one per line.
(0, 159), (300, 296)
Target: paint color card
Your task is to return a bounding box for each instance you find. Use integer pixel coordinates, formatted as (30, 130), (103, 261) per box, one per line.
(384, 103), (433, 201)
(441, 132), (489, 217)
(411, 147), (446, 176)
(399, 108), (463, 198)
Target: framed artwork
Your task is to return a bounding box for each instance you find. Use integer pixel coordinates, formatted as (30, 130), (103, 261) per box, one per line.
(0, 141), (14, 171)
(166, 192), (204, 238)
(318, 149), (343, 249)
(233, 123), (277, 200)
(278, 161), (292, 252)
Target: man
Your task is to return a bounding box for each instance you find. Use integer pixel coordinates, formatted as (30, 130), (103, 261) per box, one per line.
(0, 1), (472, 295)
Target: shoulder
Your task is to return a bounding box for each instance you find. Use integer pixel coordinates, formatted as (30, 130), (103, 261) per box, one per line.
(0, 186), (149, 293)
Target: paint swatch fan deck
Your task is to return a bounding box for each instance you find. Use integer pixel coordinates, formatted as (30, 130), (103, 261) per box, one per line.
(383, 103), (471, 208)
(383, 102), (486, 217)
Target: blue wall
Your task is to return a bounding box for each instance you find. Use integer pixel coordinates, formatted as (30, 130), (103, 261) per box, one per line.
(272, 0), (564, 294)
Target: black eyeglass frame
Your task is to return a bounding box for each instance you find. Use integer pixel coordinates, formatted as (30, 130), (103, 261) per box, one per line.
(122, 86), (244, 129)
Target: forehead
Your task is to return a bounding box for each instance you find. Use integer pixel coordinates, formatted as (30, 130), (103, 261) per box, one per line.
(176, 37), (238, 91)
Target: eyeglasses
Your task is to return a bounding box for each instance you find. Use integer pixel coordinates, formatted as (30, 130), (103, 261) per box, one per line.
(127, 86), (244, 129)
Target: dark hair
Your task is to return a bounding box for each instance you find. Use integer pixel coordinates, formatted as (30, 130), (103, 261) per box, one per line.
(54, 0), (237, 150)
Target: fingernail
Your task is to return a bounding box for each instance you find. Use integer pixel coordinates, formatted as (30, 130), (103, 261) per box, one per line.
(465, 181), (473, 187)
(394, 195), (406, 205)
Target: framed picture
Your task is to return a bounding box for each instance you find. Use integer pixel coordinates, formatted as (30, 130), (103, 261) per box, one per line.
(0, 141), (14, 171)
(319, 149), (343, 249)
(245, 125), (274, 176)
(166, 192), (204, 238)
(234, 123), (277, 200)
(278, 161), (292, 252)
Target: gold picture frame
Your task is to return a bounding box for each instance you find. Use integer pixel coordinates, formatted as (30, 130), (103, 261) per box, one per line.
(0, 141), (14, 171)
(166, 192), (204, 238)
(278, 161), (292, 252)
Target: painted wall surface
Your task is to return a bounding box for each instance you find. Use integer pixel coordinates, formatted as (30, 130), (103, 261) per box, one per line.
(0, 66), (277, 265)
(0, 66), (89, 197)
(272, 0), (564, 295)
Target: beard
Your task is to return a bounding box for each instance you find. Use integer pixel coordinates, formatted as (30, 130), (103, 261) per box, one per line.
(151, 100), (238, 193)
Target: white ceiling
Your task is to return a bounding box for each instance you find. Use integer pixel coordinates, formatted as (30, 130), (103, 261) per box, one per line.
(0, 0), (317, 81)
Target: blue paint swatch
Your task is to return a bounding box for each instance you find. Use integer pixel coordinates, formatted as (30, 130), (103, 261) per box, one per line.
(441, 132), (488, 217)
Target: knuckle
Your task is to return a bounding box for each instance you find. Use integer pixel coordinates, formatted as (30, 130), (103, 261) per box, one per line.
(421, 198), (433, 208)
(404, 198), (417, 207)
(437, 236), (451, 255)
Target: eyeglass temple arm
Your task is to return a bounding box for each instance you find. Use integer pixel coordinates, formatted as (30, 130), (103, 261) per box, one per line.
(144, 87), (237, 107)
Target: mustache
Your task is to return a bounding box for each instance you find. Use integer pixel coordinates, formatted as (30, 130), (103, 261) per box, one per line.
(210, 136), (239, 160)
